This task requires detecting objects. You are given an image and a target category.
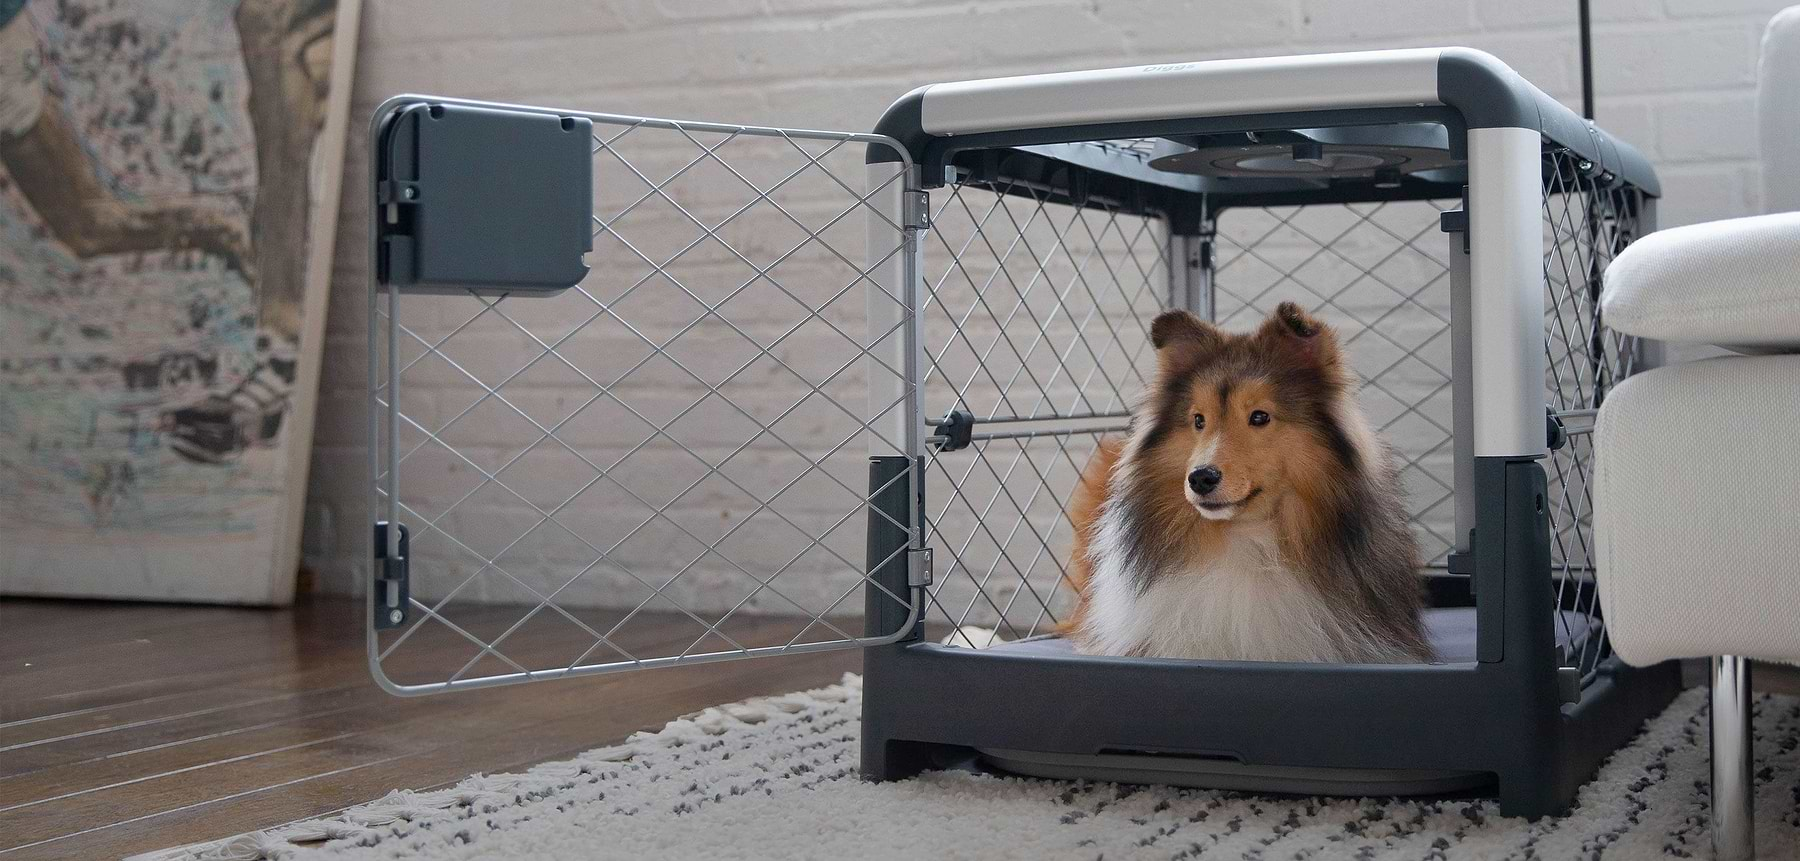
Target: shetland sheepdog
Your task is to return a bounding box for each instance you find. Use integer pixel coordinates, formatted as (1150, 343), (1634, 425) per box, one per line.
(1064, 302), (1431, 663)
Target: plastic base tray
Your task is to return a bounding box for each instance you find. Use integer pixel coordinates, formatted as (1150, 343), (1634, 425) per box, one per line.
(970, 608), (1597, 796)
(981, 747), (1492, 796)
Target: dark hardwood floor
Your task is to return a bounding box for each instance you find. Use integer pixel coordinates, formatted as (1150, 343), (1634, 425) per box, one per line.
(0, 596), (860, 860)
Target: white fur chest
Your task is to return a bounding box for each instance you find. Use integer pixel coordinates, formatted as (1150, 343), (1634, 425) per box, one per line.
(1077, 514), (1359, 662)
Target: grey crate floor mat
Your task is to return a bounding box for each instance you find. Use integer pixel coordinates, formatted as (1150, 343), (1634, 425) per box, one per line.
(980, 607), (1595, 664)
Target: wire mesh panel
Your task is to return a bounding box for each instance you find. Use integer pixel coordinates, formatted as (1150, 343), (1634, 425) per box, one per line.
(1211, 152), (1648, 681)
(1211, 200), (1459, 565)
(919, 167), (1171, 641)
(369, 104), (918, 693)
(915, 143), (1647, 673)
(1541, 148), (1646, 683)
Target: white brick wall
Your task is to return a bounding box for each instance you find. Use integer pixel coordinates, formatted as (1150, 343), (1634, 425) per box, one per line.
(306, 0), (1794, 623)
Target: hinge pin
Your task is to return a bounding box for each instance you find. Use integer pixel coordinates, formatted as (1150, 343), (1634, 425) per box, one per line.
(373, 521), (411, 630)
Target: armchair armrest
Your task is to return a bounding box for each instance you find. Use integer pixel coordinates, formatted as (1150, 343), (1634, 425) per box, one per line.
(1601, 211), (1800, 353)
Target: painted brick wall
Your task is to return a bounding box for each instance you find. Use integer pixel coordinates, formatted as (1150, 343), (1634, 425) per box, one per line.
(305, 0), (1794, 626)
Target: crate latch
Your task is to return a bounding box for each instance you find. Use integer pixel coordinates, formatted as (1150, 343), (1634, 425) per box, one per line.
(907, 548), (933, 587)
(929, 409), (975, 452)
(373, 521), (411, 630)
(1439, 188), (1470, 254)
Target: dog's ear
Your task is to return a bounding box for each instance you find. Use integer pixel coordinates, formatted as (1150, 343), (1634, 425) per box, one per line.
(1256, 301), (1341, 366)
(1150, 310), (1221, 370)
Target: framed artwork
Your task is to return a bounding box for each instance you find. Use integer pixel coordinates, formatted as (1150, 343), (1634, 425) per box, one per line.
(1, 0), (362, 604)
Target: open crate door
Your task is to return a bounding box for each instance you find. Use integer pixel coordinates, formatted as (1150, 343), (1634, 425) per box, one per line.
(367, 97), (923, 695)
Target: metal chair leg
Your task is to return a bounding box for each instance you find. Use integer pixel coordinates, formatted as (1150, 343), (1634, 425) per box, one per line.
(1712, 655), (1754, 861)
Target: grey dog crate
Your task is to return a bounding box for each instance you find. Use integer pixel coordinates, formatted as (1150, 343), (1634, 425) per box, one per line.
(368, 48), (1681, 818)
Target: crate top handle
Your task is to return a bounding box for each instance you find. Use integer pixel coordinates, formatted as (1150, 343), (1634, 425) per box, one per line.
(871, 47), (1657, 198)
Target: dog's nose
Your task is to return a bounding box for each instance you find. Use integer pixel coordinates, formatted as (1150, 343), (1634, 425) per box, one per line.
(1188, 466), (1222, 495)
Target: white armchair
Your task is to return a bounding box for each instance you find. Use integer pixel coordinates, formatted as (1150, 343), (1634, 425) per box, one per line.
(1595, 8), (1800, 860)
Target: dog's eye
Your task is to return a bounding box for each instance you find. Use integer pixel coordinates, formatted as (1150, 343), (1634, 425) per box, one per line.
(1193, 413), (1205, 430)
(1248, 410), (1271, 427)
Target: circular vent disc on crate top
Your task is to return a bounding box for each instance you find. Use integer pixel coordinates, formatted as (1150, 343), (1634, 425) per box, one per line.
(1148, 123), (1463, 187)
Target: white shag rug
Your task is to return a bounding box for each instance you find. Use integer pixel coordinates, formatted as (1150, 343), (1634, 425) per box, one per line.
(137, 676), (1800, 861)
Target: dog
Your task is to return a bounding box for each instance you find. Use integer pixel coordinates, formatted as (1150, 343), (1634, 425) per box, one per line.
(1063, 302), (1431, 663)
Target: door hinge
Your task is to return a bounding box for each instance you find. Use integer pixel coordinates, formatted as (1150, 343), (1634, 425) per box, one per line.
(373, 521), (410, 630)
(376, 179), (423, 206)
(907, 548), (933, 587)
(903, 190), (931, 231)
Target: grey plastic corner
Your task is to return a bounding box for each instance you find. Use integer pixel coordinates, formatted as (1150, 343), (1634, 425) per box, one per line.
(1437, 48), (1541, 131)
(869, 86), (933, 164)
(1438, 48), (1659, 196)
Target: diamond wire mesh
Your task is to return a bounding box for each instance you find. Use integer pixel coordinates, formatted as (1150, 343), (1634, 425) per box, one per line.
(919, 174), (1170, 640)
(1542, 148), (1645, 683)
(919, 143), (1645, 674)
(1211, 156), (1644, 680)
(1211, 199), (1460, 566)
(371, 114), (916, 690)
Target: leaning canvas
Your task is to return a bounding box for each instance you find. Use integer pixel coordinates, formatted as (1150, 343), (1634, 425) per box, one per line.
(0, 0), (361, 604)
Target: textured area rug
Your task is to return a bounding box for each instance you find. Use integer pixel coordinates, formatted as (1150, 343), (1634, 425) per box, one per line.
(140, 676), (1800, 861)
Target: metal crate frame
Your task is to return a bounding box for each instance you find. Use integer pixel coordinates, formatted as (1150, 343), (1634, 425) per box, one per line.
(857, 49), (1683, 820)
(912, 153), (1643, 683)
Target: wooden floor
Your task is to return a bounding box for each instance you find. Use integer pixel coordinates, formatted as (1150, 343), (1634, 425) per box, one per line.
(0, 596), (860, 860)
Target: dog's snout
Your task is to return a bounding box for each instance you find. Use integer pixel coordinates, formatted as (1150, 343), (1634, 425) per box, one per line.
(1188, 465), (1222, 495)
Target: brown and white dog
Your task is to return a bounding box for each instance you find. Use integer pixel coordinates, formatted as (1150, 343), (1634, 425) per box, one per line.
(1064, 302), (1431, 663)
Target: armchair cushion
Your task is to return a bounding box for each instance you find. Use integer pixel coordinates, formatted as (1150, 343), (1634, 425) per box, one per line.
(1594, 354), (1800, 666)
(1601, 211), (1800, 353)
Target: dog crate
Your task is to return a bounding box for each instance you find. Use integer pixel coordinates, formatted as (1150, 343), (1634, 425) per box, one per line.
(367, 48), (1681, 818)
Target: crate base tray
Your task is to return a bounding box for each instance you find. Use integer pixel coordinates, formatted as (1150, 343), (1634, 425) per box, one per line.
(978, 747), (1492, 796)
(957, 607), (1596, 797)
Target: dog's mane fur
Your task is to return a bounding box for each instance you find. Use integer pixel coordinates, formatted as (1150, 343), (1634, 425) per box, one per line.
(1064, 302), (1431, 663)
